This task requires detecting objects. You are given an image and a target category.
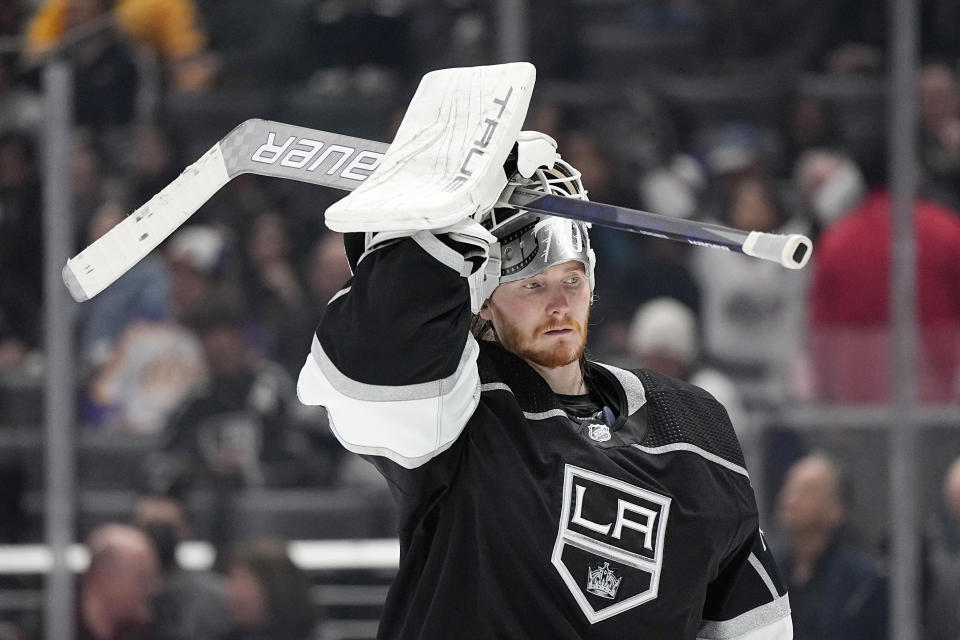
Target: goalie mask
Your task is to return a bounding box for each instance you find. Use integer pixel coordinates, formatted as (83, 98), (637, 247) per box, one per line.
(475, 154), (596, 308)
(342, 131), (596, 314)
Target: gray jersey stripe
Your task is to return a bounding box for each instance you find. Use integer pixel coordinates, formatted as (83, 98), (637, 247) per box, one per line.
(327, 286), (351, 305)
(633, 443), (750, 479)
(748, 552), (779, 599)
(480, 382), (567, 420)
(310, 334), (478, 402)
(412, 231), (466, 274)
(480, 382), (577, 422)
(326, 408), (460, 470)
(480, 382), (512, 393)
(524, 408), (568, 421)
(480, 382), (643, 420)
(594, 362), (647, 414)
(697, 593), (791, 640)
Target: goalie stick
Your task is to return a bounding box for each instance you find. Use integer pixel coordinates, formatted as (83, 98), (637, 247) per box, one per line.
(63, 118), (812, 302)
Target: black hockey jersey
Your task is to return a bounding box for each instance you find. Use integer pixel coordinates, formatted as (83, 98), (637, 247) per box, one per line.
(297, 233), (792, 639)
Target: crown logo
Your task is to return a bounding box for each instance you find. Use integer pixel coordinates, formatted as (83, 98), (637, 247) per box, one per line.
(586, 562), (622, 600)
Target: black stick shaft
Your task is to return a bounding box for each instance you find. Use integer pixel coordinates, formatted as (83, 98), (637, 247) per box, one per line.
(505, 186), (747, 251)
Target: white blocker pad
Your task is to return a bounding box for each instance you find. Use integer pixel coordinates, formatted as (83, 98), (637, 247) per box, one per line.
(325, 62), (536, 232)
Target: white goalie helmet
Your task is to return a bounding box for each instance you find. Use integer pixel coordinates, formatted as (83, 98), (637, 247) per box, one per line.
(474, 131), (596, 308)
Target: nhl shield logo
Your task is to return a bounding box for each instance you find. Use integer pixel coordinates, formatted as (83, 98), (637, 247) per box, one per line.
(551, 465), (671, 623)
(587, 423), (611, 442)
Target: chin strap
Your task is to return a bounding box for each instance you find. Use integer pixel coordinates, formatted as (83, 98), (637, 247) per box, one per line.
(471, 243), (502, 313)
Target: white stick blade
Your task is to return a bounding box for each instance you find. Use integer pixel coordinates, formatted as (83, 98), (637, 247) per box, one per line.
(62, 144), (230, 301)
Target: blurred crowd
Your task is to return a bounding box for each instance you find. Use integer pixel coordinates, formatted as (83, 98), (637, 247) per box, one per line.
(17, 496), (325, 640)
(1, 0), (960, 638)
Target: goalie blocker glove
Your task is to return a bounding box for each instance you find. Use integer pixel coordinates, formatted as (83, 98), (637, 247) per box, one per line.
(324, 62), (535, 233)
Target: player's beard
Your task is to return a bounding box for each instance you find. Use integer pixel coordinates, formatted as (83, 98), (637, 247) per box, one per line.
(496, 309), (589, 369)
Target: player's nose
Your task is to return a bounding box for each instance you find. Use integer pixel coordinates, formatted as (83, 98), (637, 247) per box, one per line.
(545, 283), (571, 315)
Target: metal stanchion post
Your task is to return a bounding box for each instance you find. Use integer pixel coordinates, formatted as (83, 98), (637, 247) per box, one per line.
(888, 0), (920, 637)
(496, 0), (528, 64)
(42, 57), (77, 640)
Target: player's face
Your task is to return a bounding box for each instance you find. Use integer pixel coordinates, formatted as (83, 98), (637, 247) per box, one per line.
(481, 261), (590, 369)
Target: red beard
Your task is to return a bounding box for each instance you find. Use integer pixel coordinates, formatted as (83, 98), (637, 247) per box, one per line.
(499, 312), (589, 369)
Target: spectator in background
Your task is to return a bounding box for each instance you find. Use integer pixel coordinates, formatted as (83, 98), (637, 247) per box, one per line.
(779, 94), (840, 179)
(194, 0), (316, 91)
(0, 53), (41, 136)
(24, 0), (140, 131)
(85, 311), (205, 433)
(304, 0), (412, 96)
(0, 132), (42, 369)
(240, 210), (304, 355)
(274, 231), (351, 381)
(24, 0), (216, 92)
(409, 0), (579, 84)
(155, 295), (314, 490)
(408, 0), (487, 84)
(523, 101), (573, 145)
(165, 224), (235, 318)
(150, 295), (327, 546)
(271, 230), (383, 492)
(792, 147), (866, 240)
(924, 456), (960, 640)
(304, 232), (352, 304)
(774, 453), (888, 640)
(127, 122), (181, 211)
(697, 121), (781, 219)
(692, 175), (810, 407)
(76, 524), (162, 640)
(132, 493), (230, 640)
(85, 224), (224, 431)
(590, 233), (701, 360)
(194, 174), (275, 235)
(623, 292), (804, 525)
(699, 0), (836, 73)
(0, 309), (29, 371)
(813, 0), (960, 75)
(76, 198), (169, 369)
(807, 145), (960, 403)
(918, 61), (960, 211)
(71, 130), (113, 226)
(220, 538), (319, 640)
(561, 129), (637, 209)
(625, 297), (755, 470)
(637, 151), (706, 224)
(556, 129), (702, 358)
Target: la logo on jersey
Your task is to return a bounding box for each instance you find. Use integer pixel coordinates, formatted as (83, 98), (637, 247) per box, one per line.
(552, 465), (671, 623)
